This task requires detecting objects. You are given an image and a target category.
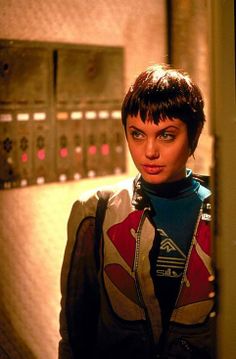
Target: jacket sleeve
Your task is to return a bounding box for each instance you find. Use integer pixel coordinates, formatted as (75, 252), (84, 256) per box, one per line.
(58, 199), (100, 358)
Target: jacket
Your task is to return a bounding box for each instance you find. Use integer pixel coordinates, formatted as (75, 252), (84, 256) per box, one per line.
(59, 175), (216, 359)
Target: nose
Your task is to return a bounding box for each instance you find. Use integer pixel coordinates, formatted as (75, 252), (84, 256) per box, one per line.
(145, 139), (160, 159)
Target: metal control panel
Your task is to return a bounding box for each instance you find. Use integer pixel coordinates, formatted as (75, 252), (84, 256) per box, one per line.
(0, 41), (125, 189)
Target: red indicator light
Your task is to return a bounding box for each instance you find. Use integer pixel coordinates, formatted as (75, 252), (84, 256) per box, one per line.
(88, 145), (97, 155)
(60, 147), (68, 158)
(101, 144), (110, 156)
(21, 152), (28, 162)
(37, 149), (46, 160)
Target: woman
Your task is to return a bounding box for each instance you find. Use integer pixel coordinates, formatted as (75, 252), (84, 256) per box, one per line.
(59, 64), (216, 359)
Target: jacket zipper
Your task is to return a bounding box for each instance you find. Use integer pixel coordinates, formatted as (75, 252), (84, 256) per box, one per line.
(133, 207), (150, 272)
(133, 208), (156, 354)
(133, 209), (148, 305)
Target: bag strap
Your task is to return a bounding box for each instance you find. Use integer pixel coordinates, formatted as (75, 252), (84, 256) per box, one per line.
(94, 191), (111, 271)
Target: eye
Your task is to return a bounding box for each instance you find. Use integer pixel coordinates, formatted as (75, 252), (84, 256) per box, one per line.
(158, 130), (175, 141)
(130, 129), (145, 140)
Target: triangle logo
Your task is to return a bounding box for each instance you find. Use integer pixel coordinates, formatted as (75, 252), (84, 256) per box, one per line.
(160, 238), (186, 259)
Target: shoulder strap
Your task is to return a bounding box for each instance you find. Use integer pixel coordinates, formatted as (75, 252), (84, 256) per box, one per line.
(65, 192), (111, 356)
(94, 191), (111, 271)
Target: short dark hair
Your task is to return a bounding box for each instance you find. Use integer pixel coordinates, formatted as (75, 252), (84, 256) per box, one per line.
(121, 64), (205, 153)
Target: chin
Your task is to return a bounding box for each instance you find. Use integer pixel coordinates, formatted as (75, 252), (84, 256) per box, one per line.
(141, 174), (167, 184)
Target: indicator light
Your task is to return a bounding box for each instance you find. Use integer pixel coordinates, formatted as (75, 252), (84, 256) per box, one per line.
(101, 143), (109, 156)
(88, 145), (97, 155)
(60, 148), (68, 158)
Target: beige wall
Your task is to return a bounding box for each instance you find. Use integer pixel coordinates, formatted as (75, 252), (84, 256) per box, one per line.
(209, 1), (236, 358)
(0, 0), (167, 100)
(0, 1), (167, 358)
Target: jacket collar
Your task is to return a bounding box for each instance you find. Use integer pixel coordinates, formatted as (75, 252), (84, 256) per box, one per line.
(132, 173), (211, 215)
(132, 174), (150, 210)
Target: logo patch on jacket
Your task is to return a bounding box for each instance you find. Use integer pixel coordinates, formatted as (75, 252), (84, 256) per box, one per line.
(156, 228), (186, 279)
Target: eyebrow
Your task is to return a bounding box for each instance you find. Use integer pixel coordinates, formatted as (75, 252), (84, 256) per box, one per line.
(128, 124), (180, 132)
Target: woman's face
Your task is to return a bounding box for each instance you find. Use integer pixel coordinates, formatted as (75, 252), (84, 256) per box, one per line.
(126, 114), (191, 184)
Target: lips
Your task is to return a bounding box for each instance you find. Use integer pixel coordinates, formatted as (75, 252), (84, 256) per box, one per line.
(142, 165), (164, 175)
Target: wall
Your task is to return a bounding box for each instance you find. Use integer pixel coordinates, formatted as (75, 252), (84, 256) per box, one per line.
(0, 0), (167, 104)
(170, 0), (212, 175)
(0, 1), (167, 358)
(209, 1), (236, 358)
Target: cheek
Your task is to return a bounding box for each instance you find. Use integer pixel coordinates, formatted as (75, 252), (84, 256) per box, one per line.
(128, 144), (143, 167)
(129, 145), (139, 161)
(166, 142), (190, 163)
(128, 140), (138, 155)
(174, 144), (191, 163)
